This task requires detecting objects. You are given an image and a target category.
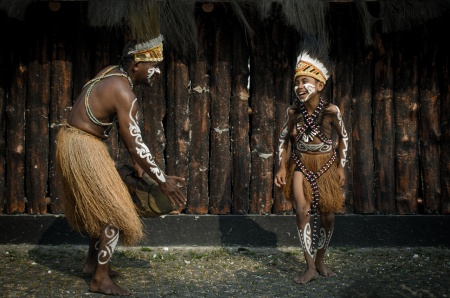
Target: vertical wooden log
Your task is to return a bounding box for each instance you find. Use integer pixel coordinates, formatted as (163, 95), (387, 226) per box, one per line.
(271, 18), (295, 215)
(419, 25), (441, 214)
(165, 48), (190, 211)
(373, 31), (396, 214)
(230, 10), (250, 214)
(209, 6), (232, 214)
(26, 28), (50, 214)
(6, 57), (27, 214)
(137, 63), (167, 172)
(49, 23), (73, 214)
(393, 31), (419, 214)
(249, 11), (275, 214)
(0, 14), (8, 214)
(72, 23), (92, 100)
(0, 41), (6, 214)
(441, 53), (450, 215)
(332, 6), (355, 213)
(188, 9), (211, 214)
(351, 31), (375, 214)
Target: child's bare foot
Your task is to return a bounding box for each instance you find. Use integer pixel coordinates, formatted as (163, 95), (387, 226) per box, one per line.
(89, 277), (130, 296)
(293, 268), (319, 284)
(315, 262), (336, 277)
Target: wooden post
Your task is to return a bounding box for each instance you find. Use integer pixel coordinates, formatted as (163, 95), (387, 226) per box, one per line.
(271, 18), (295, 215)
(209, 6), (232, 214)
(332, 6), (356, 213)
(26, 31), (50, 214)
(373, 31), (396, 214)
(393, 31), (419, 214)
(248, 11), (275, 214)
(440, 45), (450, 214)
(49, 25), (73, 214)
(0, 52), (6, 214)
(230, 9), (250, 214)
(187, 9), (211, 214)
(351, 31), (375, 213)
(6, 59), (27, 214)
(419, 24), (441, 214)
(165, 48), (190, 212)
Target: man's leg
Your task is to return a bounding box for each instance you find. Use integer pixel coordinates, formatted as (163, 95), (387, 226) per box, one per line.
(89, 225), (130, 296)
(292, 171), (319, 284)
(315, 212), (336, 277)
(83, 237), (120, 277)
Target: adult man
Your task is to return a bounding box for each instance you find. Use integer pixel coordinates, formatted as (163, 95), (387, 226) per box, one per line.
(274, 52), (348, 284)
(56, 35), (186, 296)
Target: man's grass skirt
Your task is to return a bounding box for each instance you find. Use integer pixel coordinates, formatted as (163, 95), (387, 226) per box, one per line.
(55, 125), (143, 245)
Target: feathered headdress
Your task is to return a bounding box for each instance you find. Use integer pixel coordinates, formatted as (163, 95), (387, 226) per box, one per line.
(294, 51), (330, 84)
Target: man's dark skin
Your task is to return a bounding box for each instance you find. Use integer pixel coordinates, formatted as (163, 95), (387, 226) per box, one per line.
(67, 59), (186, 296)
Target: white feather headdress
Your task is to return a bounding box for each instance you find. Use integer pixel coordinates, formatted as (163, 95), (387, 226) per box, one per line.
(294, 52), (330, 84)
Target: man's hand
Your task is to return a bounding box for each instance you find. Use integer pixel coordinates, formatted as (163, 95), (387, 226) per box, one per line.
(274, 167), (287, 187)
(159, 175), (187, 208)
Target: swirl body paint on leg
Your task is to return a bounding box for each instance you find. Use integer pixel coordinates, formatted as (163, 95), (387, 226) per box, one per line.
(317, 227), (333, 250)
(96, 226), (119, 265)
(297, 224), (313, 258)
(128, 98), (166, 182)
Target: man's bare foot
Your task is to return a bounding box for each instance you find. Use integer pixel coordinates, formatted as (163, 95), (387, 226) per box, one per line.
(89, 277), (131, 296)
(293, 268), (319, 284)
(83, 263), (120, 277)
(315, 262), (336, 277)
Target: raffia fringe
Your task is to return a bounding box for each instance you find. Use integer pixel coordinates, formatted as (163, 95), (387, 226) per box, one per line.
(283, 151), (344, 213)
(55, 125), (143, 245)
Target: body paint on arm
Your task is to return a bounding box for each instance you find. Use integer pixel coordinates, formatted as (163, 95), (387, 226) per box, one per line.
(129, 98), (166, 182)
(336, 107), (348, 168)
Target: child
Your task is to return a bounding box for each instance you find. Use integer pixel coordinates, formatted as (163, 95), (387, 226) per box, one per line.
(274, 52), (348, 284)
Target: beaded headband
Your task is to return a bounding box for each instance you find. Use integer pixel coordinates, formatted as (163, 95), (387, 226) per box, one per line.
(294, 52), (329, 84)
(128, 35), (164, 62)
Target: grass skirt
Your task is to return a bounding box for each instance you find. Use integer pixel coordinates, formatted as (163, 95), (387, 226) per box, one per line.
(55, 125), (143, 245)
(283, 151), (344, 213)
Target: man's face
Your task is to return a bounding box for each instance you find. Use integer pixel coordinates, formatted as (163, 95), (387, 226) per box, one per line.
(138, 62), (161, 85)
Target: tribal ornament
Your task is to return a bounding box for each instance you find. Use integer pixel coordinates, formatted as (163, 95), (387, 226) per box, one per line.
(336, 107), (348, 167)
(317, 227), (334, 250)
(297, 224), (313, 258)
(294, 52), (330, 84)
(96, 226), (119, 265)
(129, 98), (166, 183)
(295, 98), (332, 144)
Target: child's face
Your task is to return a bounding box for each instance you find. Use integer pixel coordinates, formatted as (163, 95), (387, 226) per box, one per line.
(294, 76), (320, 102)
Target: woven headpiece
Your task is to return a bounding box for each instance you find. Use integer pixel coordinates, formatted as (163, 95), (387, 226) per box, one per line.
(127, 34), (164, 62)
(294, 52), (330, 84)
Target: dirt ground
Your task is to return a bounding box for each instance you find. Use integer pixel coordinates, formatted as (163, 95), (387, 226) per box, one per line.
(1, 244), (449, 297)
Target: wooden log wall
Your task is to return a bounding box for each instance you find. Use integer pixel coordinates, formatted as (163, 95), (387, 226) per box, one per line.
(0, 2), (450, 215)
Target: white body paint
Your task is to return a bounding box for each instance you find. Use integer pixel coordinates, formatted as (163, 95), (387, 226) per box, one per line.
(278, 107), (290, 165)
(97, 226), (119, 265)
(297, 224), (313, 258)
(295, 83), (316, 103)
(336, 106), (348, 167)
(129, 98), (166, 182)
(147, 67), (160, 84)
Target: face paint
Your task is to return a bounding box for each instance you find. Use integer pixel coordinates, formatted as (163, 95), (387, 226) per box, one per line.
(146, 67), (160, 84)
(301, 83), (316, 102)
(129, 98), (166, 182)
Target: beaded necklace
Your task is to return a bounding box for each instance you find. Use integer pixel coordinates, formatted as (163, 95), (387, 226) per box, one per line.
(83, 65), (133, 127)
(295, 98), (332, 144)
